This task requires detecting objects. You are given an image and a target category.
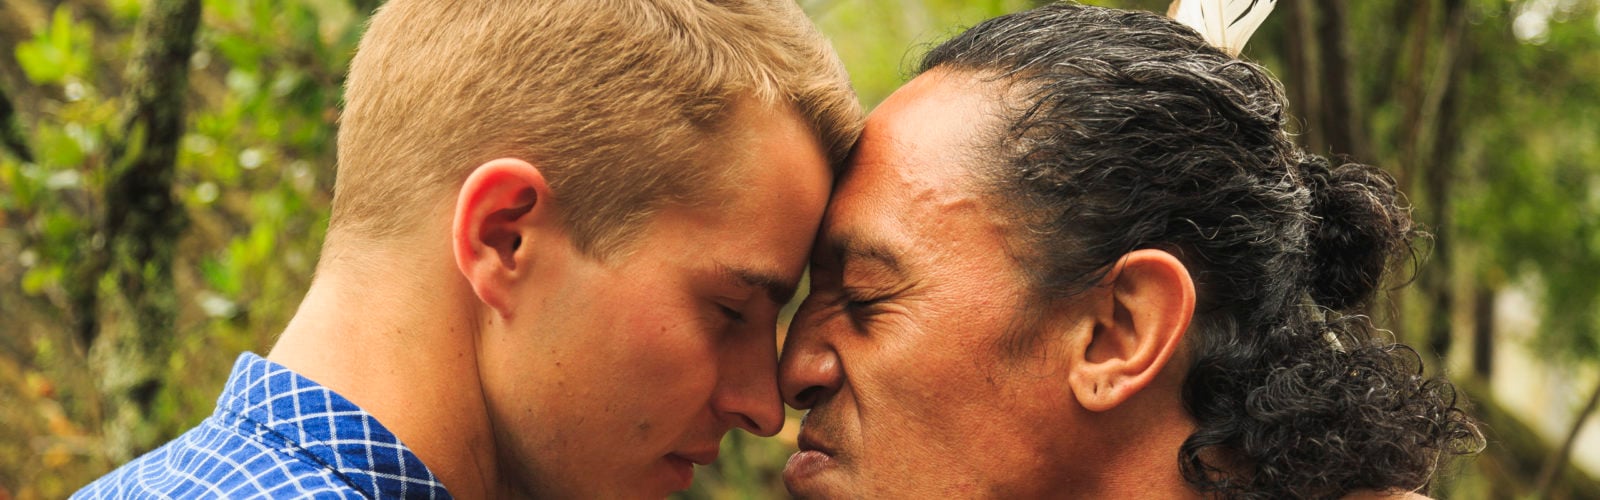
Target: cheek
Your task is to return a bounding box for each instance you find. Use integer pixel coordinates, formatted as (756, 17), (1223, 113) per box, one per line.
(853, 297), (1028, 447)
(874, 346), (1006, 431)
(857, 350), (1057, 494)
(609, 298), (721, 407)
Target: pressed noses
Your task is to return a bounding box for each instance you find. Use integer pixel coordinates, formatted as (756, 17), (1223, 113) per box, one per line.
(779, 315), (844, 410)
(711, 332), (786, 436)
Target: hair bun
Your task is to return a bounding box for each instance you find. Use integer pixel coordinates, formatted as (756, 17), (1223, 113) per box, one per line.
(1299, 153), (1416, 311)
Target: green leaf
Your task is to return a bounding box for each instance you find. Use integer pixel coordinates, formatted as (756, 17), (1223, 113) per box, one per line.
(13, 8), (94, 85)
(20, 264), (63, 296)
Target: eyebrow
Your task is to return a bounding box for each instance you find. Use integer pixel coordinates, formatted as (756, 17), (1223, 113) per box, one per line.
(719, 262), (800, 306)
(829, 232), (906, 277)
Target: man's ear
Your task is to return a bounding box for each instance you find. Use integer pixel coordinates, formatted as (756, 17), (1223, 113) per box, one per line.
(452, 158), (555, 317)
(1067, 249), (1195, 412)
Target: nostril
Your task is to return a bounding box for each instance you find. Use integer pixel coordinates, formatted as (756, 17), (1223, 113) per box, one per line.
(794, 385), (824, 408)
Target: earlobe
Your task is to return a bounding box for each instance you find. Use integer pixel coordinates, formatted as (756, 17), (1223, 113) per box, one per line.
(452, 158), (554, 317)
(1068, 249), (1196, 412)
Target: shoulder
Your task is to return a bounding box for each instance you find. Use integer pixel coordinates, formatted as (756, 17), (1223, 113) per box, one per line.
(73, 416), (362, 499)
(75, 353), (449, 499)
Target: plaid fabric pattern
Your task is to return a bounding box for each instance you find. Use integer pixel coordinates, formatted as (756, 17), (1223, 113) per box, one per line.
(74, 352), (451, 499)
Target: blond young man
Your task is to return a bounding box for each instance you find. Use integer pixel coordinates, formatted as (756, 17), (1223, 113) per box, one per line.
(76, 1), (859, 498)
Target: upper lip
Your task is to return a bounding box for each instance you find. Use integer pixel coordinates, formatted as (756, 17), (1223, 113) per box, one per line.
(672, 447), (720, 466)
(796, 430), (835, 456)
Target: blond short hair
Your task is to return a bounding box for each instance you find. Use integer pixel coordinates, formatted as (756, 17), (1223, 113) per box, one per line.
(331, 0), (861, 257)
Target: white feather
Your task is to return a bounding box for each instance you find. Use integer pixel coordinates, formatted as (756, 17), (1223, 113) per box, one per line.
(1166, 0), (1277, 57)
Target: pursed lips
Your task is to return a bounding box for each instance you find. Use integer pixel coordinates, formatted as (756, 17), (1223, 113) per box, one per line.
(664, 446), (720, 493)
(796, 408), (847, 459)
(797, 429), (836, 457)
(784, 421), (842, 487)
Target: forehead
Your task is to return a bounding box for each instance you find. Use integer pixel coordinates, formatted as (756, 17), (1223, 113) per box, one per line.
(824, 71), (1016, 272)
(705, 99), (833, 275)
(829, 70), (1002, 231)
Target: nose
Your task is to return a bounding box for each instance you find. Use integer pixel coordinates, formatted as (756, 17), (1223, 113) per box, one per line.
(778, 314), (842, 410)
(712, 331), (785, 437)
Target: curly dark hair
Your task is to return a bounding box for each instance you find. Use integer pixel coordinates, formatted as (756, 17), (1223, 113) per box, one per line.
(920, 3), (1484, 498)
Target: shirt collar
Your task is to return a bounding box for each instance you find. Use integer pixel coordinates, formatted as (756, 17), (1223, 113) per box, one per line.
(216, 352), (452, 499)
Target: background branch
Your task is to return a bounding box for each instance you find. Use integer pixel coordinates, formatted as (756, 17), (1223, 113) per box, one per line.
(89, 0), (202, 461)
(0, 82), (32, 162)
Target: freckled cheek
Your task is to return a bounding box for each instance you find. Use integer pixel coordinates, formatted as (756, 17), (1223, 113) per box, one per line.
(612, 305), (721, 395)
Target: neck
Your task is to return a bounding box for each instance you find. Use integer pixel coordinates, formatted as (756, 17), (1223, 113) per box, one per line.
(1080, 410), (1201, 499)
(1069, 378), (1201, 499)
(267, 250), (502, 499)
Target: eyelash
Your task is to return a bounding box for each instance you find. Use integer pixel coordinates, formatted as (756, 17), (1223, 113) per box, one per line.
(841, 289), (887, 315)
(718, 304), (746, 324)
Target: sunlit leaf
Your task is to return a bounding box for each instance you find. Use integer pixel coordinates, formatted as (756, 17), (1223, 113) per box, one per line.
(14, 8), (95, 85)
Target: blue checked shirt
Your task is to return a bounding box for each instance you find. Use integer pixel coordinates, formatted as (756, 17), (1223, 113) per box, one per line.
(74, 352), (452, 499)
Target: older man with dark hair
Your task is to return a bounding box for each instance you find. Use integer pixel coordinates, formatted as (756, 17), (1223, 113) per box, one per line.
(778, 3), (1482, 498)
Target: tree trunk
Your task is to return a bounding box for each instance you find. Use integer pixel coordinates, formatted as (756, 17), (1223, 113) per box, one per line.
(1391, 0), (1434, 193)
(0, 81), (30, 162)
(1470, 285), (1493, 378)
(1284, 0), (1324, 153)
(1418, 0), (1468, 360)
(1361, 1), (1415, 113)
(91, 0), (202, 461)
(1311, 0), (1366, 162)
(1535, 377), (1600, 498)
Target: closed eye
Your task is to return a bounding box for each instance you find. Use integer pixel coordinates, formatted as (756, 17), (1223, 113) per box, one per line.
(841, 289), (890, 327)
(843, 291), (886, 312)
(718, 303), (747, 324)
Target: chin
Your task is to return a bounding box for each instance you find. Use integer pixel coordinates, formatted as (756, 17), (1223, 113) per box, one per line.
(577, 466), (682, 500)
(608, 483), (678, 500)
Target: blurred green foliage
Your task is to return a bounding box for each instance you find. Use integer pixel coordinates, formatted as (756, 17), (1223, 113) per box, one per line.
(15, 9), (95, 85)
(2, 0), (350, 495)
(2, 0), (1600, 498)
(1451, 0), (1600, 363)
